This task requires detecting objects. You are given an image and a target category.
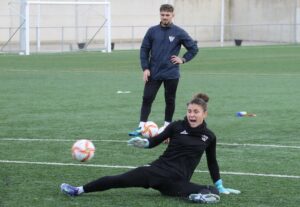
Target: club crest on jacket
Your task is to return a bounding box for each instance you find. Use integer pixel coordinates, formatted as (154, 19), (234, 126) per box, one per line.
(169, 36), (175, 42)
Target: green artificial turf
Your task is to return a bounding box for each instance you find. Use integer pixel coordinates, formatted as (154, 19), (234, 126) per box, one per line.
(1, 45), (299, 207)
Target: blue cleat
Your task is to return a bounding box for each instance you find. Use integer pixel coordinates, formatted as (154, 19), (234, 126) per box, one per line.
(60, 183), (79, 196)
(128, 127), (142, 136)
(188, 193), (220, 204)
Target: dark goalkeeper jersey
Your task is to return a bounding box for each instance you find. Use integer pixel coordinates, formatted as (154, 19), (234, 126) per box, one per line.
(147, 118), (220, 183)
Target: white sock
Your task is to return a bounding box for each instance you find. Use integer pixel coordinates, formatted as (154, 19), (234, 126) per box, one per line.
(139, 121), (145, 128)
(164, 121), (170, 127)
(77, 186), (84, 194)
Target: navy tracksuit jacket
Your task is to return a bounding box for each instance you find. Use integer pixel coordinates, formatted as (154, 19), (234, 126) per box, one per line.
(140, 23), (199, 80)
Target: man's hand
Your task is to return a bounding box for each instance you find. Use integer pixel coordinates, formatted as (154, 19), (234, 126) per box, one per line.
(127, 137), (149, 148)
(143, 69), (150, 83)
(215, 179), (241, 194)
(170, 55), (185, 64)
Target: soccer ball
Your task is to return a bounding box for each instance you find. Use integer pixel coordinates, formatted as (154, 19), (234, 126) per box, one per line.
(72, 139), (95, 162)
(142, 121), (158, 138)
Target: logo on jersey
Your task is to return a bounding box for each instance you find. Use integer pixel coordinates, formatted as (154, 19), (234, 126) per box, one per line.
(201, 135), (209, 142)
(169, 36), (175, 42)
(180, 130), (188, 135)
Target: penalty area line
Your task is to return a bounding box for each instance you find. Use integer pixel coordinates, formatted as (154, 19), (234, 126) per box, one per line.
(1, 160), (300, 179)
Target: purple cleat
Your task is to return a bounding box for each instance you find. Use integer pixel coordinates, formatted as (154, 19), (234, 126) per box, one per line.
(60, 183), (79, 196)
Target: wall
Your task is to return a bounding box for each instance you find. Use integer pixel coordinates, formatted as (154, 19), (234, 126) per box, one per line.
(227, 0), (299, 42)
(0, 0), (299, 45)
(0, 0), (222, 43)
(109, 0), (224, 41)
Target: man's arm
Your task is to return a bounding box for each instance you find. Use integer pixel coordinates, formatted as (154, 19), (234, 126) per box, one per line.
(140, 28), (152, 70)
(181, 30), (199, 63)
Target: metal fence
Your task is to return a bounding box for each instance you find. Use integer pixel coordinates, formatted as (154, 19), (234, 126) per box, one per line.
(1, 24), (299, 54)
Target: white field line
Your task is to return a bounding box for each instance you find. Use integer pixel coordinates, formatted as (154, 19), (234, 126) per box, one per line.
(0, 160), (299, 179)
(4, 68), (300, 77)
(1, 138), (300, 149)
(217, 142), (300, 149)
(0, 138), (126, 143)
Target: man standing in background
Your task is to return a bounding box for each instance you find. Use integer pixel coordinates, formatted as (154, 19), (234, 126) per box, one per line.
(129, 4), (198, 136)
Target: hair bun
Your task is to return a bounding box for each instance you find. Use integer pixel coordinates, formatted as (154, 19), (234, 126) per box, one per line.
(194, 93), (209, 103)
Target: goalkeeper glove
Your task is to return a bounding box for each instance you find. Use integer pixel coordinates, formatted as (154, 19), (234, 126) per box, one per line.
(215, 179), (241, 194)
(127, 137), (149, 148)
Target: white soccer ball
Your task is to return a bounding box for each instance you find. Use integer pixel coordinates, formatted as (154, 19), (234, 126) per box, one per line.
(141, 121), (158, 138)
(72, 139), (95, 162)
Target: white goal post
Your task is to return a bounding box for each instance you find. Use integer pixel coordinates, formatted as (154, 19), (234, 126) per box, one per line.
(22, 1), (111, 55)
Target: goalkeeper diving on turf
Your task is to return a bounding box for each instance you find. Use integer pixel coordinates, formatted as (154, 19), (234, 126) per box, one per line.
(60, 93), (240, 204)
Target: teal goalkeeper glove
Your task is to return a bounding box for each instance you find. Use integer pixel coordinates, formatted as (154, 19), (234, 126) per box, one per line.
(215, 179), (241, 194)
(127, 137), (149, 148)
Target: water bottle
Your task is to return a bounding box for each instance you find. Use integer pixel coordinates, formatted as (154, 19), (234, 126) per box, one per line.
(236, 111), (248, 117)
(236, 111), (256, 117)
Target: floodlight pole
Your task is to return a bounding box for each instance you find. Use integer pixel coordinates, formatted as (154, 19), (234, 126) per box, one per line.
(295, 0), (300, 43)
(104, 0), (111, 52)
(20, 0), (26, 54)
(75, 0), (79, 44)
(220, 0), (225, 47)
(25, 2), (30, 55)
(36, 0), (41, 52)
